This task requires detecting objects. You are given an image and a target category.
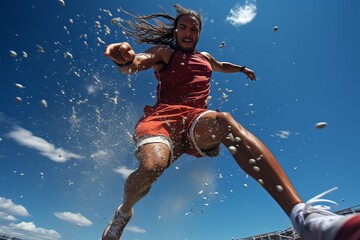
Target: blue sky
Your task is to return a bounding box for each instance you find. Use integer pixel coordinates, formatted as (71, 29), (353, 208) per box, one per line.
(1, 0), (359, 239)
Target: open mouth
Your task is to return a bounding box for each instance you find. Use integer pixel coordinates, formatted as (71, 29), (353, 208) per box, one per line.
(182, 38), (193, 44)
(177, 36), (195, 50)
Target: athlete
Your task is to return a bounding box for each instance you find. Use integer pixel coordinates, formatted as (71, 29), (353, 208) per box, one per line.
(102, 5), (360, 240)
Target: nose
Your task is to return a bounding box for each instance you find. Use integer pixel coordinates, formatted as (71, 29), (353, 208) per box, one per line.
(184, 31), (191, 37)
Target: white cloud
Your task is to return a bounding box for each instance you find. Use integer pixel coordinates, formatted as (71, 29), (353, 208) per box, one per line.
(0, 197), (60, 240)
(0, 197), (30, 217)
(226, 2), (257, 26)
(0, 211), (17, 222)
(126, 225), (146, 234)
(0, 221), (61, 240)
(54, 211), (92, 227)
(114, 166), (135, 179)
(7, 126), (83, 162)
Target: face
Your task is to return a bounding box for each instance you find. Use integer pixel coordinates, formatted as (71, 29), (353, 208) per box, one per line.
(174, 15), (200, 52)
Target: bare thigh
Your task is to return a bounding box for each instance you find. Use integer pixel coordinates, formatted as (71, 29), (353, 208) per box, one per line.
(192, 111), (224, 151)
(136, 142), (172, 170)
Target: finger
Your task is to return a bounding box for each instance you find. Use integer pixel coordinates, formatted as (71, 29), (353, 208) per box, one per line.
(112, 55), (127, 64)
(118, 44), (130, 57)
(122, 51), (132, 61)
(104, 44), (113, 56)
(119, 42), (131, 50)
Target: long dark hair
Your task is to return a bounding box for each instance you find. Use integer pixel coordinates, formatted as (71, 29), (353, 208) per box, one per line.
(118, 5), (202, 48)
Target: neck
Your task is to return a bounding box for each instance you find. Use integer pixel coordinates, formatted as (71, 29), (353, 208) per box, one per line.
(175, 45), (195, 53)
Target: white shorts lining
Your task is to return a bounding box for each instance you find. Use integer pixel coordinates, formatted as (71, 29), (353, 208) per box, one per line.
(135, 136), (174, 164)
(188, 110), (216, 157)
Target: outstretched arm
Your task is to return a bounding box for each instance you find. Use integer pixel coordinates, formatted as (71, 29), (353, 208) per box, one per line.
(105, 42), (172, 74)
(201, 52), (256, 80)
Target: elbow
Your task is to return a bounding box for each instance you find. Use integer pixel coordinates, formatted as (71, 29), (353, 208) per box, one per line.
(119, 62), (140, 75)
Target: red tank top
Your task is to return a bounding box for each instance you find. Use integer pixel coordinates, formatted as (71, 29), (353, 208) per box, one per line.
(154, 50), (212, 109)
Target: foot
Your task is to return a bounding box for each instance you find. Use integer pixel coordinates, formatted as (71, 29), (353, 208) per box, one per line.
(102, 205), (134, 240)
(292, 187), (360, 240)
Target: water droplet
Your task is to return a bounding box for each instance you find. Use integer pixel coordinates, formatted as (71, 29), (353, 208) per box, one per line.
(249, 159), (256, 164)
(253, 166), (260, 172)
(228, 146), (237, 155)
(276, 185), (283, 192)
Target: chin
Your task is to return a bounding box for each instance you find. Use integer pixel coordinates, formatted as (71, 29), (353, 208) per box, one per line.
(179, 45), (195, 52)
(176, 40), (196, 52)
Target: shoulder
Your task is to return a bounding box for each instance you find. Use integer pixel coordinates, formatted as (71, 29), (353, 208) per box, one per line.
(146, 45), (174, 56)
(145, 45), (176, 71)
(146, 45), (175, 64)
(200, 51), (214, 62)
(199, 51), (223, 71)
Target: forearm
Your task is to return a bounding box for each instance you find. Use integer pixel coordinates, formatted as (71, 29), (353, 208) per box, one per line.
(216, 61), (256, 80)
(203, 51), (256, 80)
(222, 62), (256, 80)
(113, 57), (136, 75)
(114, 53), (156, 75)
(218, 62), (245, 73)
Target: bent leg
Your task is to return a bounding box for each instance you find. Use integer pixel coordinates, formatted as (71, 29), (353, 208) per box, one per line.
(193, 111), (302, 215)
(121, 142), (171, 213)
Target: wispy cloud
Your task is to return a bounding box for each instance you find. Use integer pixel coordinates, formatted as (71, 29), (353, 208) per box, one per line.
(7, 126), (83, 162)
(0, 222), (61, 240)
(0, 197), (30, 217)
(90, 150), (108, 165)
(114, 166), (135, 179)
(54, 211), (92, 227)
(226, 2), (257, 26)
(126, 225), (146, 234)
(156, 162), (217, 220)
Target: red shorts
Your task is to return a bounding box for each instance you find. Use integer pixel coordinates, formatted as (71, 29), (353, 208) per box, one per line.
(134, 104), (215, 161)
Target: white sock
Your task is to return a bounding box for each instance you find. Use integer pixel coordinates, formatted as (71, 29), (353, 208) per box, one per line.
(118, 205), (133, 218)
(290, 203), (305, 233)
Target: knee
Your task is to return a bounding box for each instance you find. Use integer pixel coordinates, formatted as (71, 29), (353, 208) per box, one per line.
(216, 112), (237, 129)
(137, 156), (168, 178)
(216, 112), (248, 136)
(135, 143), (170, 177)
